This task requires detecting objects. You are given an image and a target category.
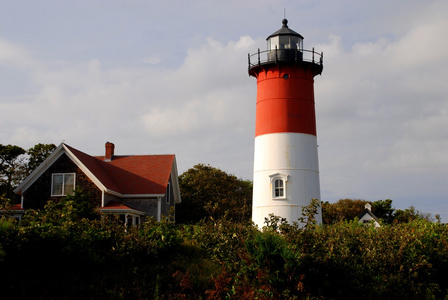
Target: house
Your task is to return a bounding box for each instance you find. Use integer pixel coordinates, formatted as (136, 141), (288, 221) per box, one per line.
(358, 203), (381, 227)
(13, 142), (181, 225)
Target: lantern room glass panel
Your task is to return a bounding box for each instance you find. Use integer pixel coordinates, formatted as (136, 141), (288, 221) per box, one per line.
(268, 36), (279, 50)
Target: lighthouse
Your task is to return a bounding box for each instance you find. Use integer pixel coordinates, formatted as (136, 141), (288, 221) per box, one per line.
(248, 19), (323, 228)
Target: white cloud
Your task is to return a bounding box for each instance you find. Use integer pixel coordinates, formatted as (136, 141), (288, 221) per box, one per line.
(0, 38), (37, 68)
(141, 57), (161, 65)
(315, 6), (448, 207)
(142, 102), (201, 136)
(140, 35), (257, 138)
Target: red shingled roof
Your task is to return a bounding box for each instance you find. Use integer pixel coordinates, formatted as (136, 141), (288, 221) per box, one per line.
(99, 201), (140, 211)
(100, 201), (132, 210)
(3, 203), (24, 211)
(64, 144), (174, 195)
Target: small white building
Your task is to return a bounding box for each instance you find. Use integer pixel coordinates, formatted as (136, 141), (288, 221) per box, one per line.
(358, 203), (381, 227)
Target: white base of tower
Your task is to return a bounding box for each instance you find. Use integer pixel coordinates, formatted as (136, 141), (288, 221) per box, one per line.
(252, 132), (322, 228)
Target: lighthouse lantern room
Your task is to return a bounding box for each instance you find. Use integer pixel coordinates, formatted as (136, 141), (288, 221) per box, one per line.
(248, 19), (324, 228)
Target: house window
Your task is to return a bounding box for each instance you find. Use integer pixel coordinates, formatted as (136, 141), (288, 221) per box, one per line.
(270, 173), (288, 200)
(166, 182), (171, 204)
(51, 173), (75, 196)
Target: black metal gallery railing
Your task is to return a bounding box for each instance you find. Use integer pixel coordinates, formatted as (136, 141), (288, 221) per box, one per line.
(248, 48), (323, 70)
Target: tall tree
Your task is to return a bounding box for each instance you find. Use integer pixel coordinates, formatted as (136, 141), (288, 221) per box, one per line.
(26, 143), (56, 173)
(0, 144), (26, 200)
(176, 164), (252, 224)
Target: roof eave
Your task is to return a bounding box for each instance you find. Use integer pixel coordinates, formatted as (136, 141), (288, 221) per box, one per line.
(170, 155), (182, 204)
(122, 194), (165, 198)
(104, 189), (164, 199)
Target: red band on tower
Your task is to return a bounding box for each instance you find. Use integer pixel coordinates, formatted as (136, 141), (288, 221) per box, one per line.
(254, 65), (317, 137)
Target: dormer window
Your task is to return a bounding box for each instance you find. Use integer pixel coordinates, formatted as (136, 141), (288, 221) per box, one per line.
(51, 173), (75, 196)
(270, 173), (288, 200)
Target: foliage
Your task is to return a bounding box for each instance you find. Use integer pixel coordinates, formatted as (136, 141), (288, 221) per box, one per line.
(1, 154), (446, 298)
(371, 198), (394, 223)
(26, 143), (57, 173)
(0, 194), (13, 210)
(394, 205), (434, 223)
(322, 198), (369, 224)
(298, 198), (321, 228)
(288, 219), (448, 299)
(0, 144), (26, 200)
(323, 198), (432, 225)
(0, 190), (184, 299)
(0, 143), (55, 202)
(20, 188), (99, 226)
(2, 199), (448, 299)
(176, 164), (252, 224)
(263, 213), (289, 232)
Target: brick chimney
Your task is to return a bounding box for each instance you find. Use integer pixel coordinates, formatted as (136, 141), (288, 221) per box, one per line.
(105, 142), (115, 161)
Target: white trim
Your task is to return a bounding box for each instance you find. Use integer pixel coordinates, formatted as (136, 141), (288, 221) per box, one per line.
(120, 193), (165, 198)
(104, 189), (122, 198)
(103, 189), (164, 200)
(166, 182), (171, 204)
(170, 156), (182, 204)
(157, 197), (161, 221)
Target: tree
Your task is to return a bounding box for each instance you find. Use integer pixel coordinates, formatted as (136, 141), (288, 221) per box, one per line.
(322, 199), (369, 224)
(298, 198), (321, 228)
(371, 199), (395, 223)
(322, 198), (399, 224)
(0, 144), (26, 200)
(176, 164), (252, 224)
(26, 143), (56, 174)
(21, 188), (99, 226)
(394, 206), (433, 223)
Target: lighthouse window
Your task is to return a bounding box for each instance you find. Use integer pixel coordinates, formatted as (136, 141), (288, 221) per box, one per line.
(268, 36), (279, 50)
(274, 179), (284, 197)
(270, 173), (288, 200)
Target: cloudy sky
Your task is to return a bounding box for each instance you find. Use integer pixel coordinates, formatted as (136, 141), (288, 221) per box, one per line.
(1, 0), (447, 220)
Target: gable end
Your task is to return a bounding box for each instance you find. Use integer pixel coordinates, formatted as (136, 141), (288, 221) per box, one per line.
(22, 153), (101, 209)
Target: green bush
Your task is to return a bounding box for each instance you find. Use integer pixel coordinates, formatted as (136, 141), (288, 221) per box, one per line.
(1, 199), (448, 299)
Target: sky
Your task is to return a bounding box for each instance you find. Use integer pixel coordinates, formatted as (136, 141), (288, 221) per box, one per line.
(1, 1), (447, 220)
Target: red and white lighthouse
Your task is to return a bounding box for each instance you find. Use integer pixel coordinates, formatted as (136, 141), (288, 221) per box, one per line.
(248, 19), (323, 228)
